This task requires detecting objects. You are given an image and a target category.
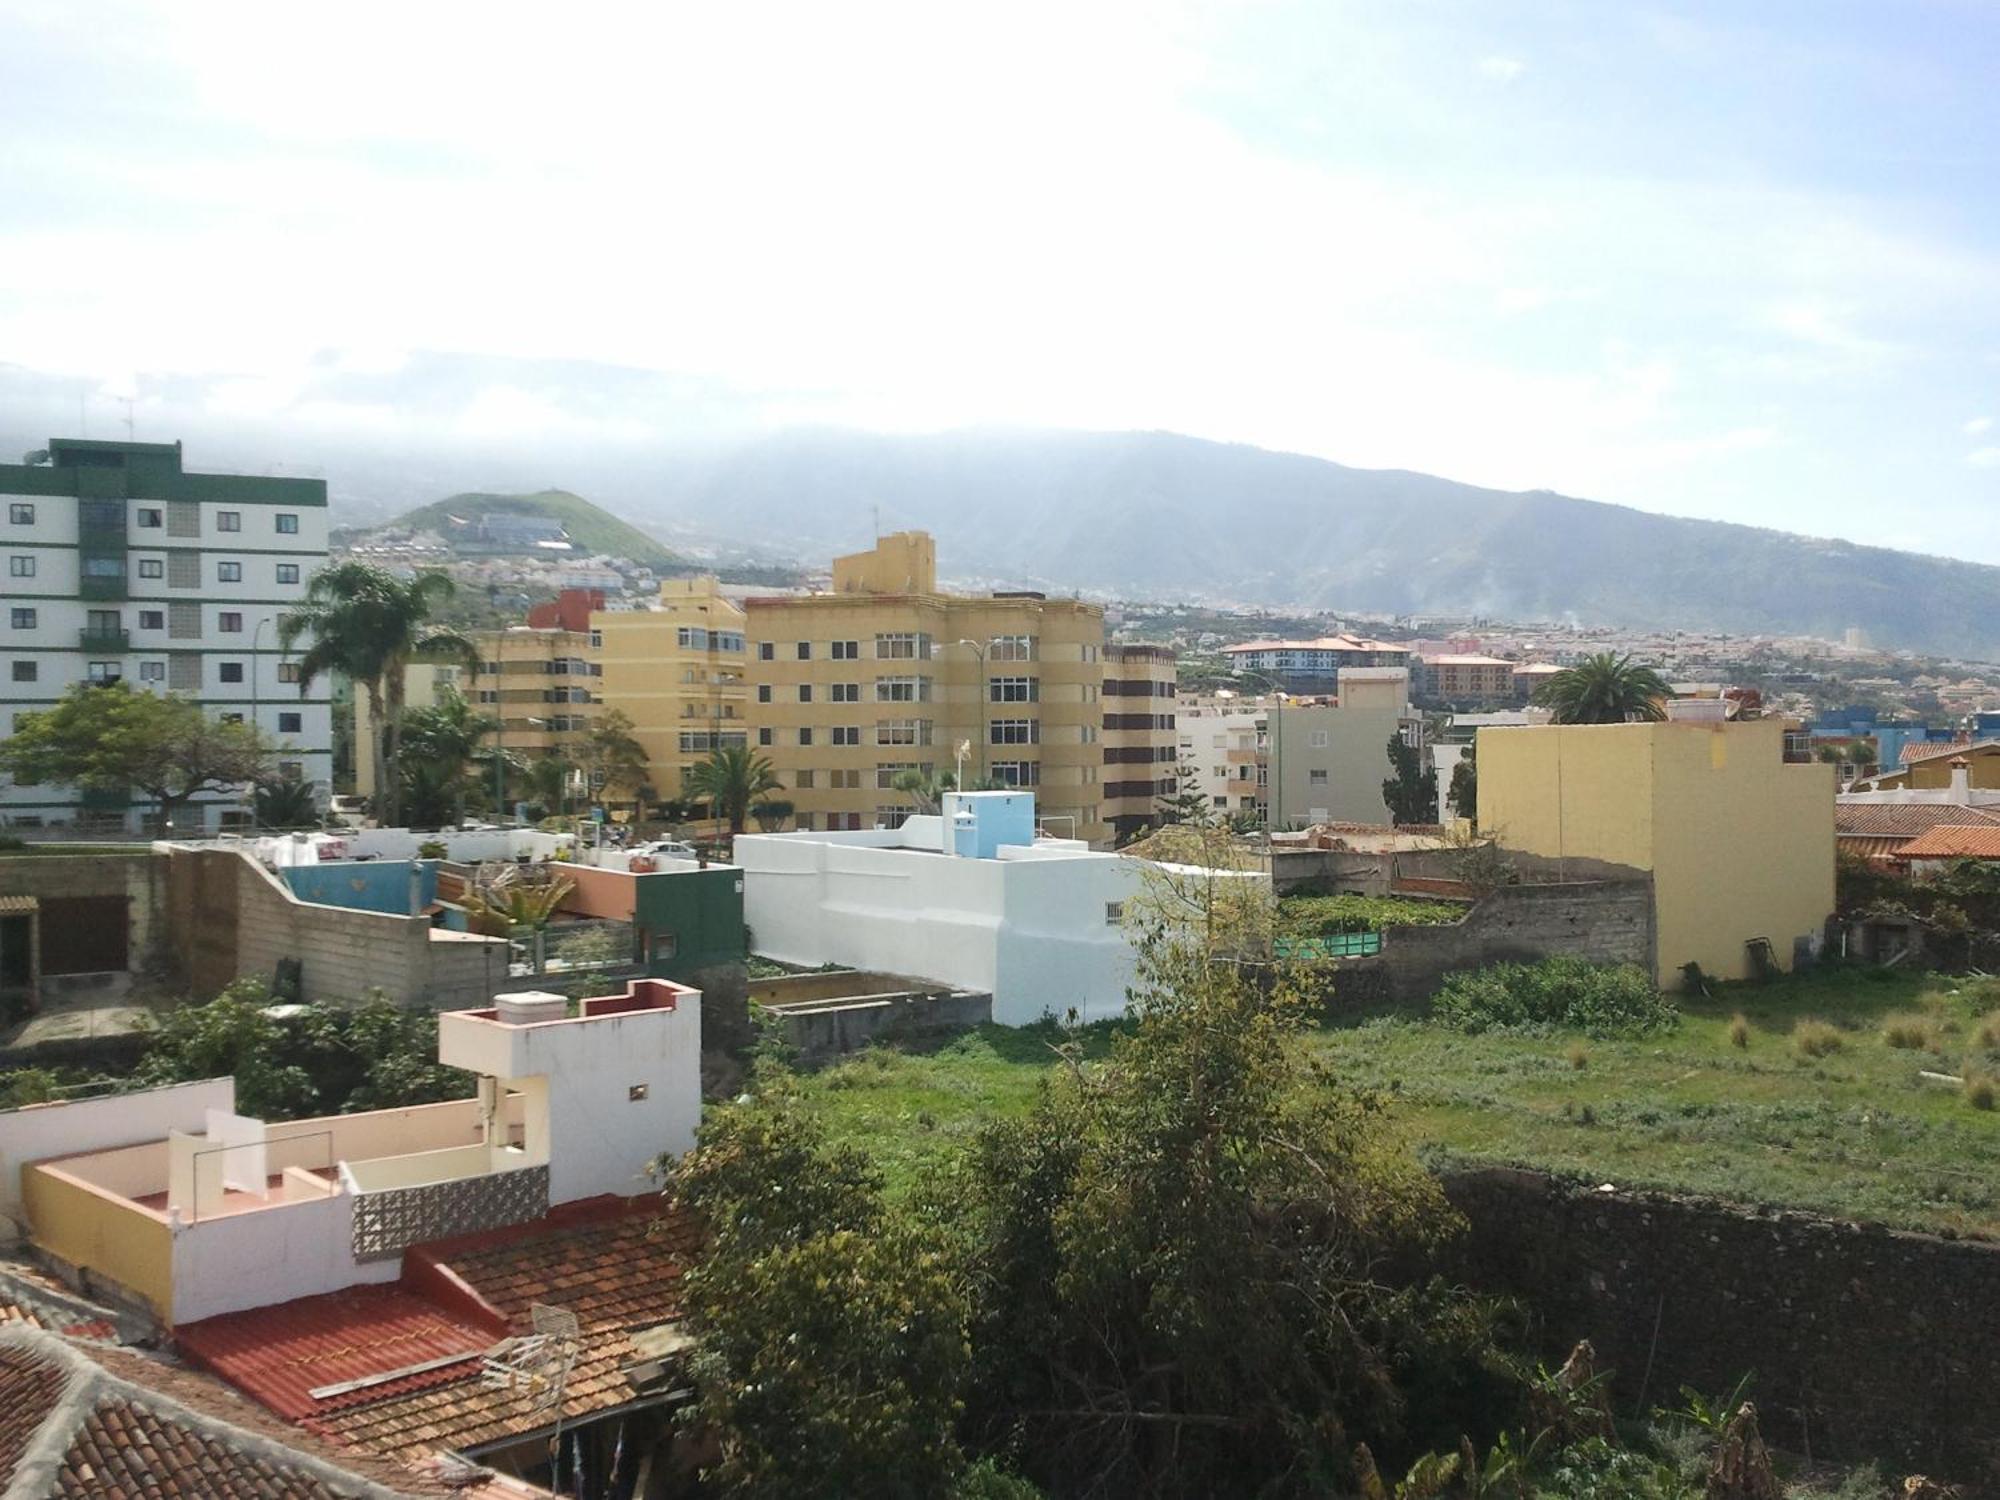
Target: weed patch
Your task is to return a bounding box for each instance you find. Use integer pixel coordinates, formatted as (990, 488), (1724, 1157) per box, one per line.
(1432, 957), (1677, 1037)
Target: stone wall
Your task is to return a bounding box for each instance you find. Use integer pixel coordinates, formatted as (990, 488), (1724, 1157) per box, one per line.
(754, 974), (993, 1065)
(163, 849), (508, 1008)
(1317, 879), (1655, 1002)
(1444, 1168), (2000, 1484)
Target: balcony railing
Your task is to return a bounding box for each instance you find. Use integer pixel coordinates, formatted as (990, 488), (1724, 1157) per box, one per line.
(80, 628), (131, 651)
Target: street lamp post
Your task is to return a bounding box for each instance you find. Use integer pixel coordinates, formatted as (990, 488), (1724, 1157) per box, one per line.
(954, 639), (991, 784)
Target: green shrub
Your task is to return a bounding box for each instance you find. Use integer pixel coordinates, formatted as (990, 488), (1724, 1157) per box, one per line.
(1277, 892), (1462, 936)
(1791, 1019), (1845, 1059)
(1881, 1012), (1941, 1051)
(1431, 957), (1676, 1037)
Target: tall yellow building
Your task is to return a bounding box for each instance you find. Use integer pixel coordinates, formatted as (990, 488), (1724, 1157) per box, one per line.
(742, 533), (1110, 841)
(591, 576), (750, 801)
(471, 625), (598, 788)
(1478, 715), (1835, 986)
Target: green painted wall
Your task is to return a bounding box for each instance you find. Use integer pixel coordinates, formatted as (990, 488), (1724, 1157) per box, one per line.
(633, 866), (745, 978)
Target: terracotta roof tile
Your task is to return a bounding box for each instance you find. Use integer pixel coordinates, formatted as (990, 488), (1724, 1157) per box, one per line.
(1892, 825), (2000, 860)
(1900, 736), (1984, 764)
(1835, 803), (2000, 838)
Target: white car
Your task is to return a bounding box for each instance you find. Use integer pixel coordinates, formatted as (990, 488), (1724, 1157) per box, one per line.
(628, 839), (699, 861)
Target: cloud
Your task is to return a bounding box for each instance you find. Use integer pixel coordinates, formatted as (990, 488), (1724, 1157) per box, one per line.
(1967, 416), (1993, 436)
(1970, 448), (2000, 468)
(1478, 55), (1527, 82)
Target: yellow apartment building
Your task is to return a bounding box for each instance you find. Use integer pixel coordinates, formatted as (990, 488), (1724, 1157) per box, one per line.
(1478, 715), (1835, 986)
(470, 625), (597, 785)
(353, 661), (466, 800)
(591, 576), (750, 801)
(1101, 643), (1179, 843)
(743, 533), (1110, 842)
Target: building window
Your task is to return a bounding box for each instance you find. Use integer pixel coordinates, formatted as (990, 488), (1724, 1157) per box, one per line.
(8, 608), (32, 629)
(138, 609), (163, 629)
(8, 556), (33, 578)
(87, 661), (120, 683)
(758, 727), (774, 746)
(990, 634), (1036, 662)
(876, 762), (920, 789)
(139, 661), (165, 682)
(797, 641), (812, 660)
(989, 676), (1039, 703)
(830, 769), (862, 790)
(875, 675), (931, 703)
(1308, 769), (1329, 785)
(798, 684), (813, 703)
(877, 720), (931, 747)
(831, 639), (859, 660)
(217, 561), (243, 583)
(794, 769), (815, 789)
(831, 682), (860, 703)
(278, 712), (302, 733)
(87, 609), (120, 635)
(990, 718), (1039, 745)
(275, 513), (299, 534)
(7, 503), (32, 525)
(588, 629), (602, 648)
(756, 684), (772, 703)
(276, 563), (300, 584)
(219, 611), (243, 632)
(82, 557), (123, 579)
(798, 727), (815, 746)
(136, 507), (162, 528)
(875, 632), (929, 660)
(138, 558), (164, 579)
(1309, 729), (1329, 749)
(758, 641), (774, 660)
(832, 725), (860, 746)
(220, 712), (244, 724)
(990, 760), (1040, 786)
(1104, 901), (1124, 925)
(278, 662), (301, 684)
(219, 662), (245, 683)
(216, 511), (241, 532)
(10, 661), (36, 682)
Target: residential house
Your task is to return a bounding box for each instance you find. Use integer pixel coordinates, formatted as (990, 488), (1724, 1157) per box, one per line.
(743, 533), (1109, 842)
(1892, 823), (2000, 879)
(1263, 668), (1415, 828)
(1478, 712), (1835, 986)
(0, 438), (332, 833)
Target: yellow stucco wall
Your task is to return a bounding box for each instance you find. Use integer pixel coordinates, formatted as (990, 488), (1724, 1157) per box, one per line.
(1902, 746), (2000, 790)
(24, 1165), (174, 1319)
(592, 577), (748, 801)
(1478, 719), (1834, 986)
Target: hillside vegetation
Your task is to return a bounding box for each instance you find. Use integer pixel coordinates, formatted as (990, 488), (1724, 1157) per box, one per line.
(386, 488), (679, 571)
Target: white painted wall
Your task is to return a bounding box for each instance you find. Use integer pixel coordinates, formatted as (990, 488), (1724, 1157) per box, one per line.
(168, 1190), (399, 1325)
(737, 832), (1170, 1025)
(0, 1080), (233, 1220)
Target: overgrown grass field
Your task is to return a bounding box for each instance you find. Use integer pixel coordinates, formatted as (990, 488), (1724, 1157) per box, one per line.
(795, 966), (2000, 1236)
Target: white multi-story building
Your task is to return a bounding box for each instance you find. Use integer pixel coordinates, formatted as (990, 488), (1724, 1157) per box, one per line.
(1176, 698), (1267, 819)
(0, 438), (331, 833)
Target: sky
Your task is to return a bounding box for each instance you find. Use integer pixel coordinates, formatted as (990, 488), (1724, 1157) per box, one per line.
(3, 1), (1999, 557)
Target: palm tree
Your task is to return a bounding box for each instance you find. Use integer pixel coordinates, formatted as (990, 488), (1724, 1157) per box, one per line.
(1531, 653), (1672, 725)
(890, 765), (954, 815)
(683, 745), (783, 835)
(281, 564), (477, 827)
(399, 686), (501, 825)
(254, 777), (320, 830)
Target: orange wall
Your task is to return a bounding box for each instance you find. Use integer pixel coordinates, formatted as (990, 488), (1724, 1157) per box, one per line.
(559, 864), (638, 921)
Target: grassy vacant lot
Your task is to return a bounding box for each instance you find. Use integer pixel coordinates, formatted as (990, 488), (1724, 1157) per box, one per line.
(796, 965), (2000, 1237)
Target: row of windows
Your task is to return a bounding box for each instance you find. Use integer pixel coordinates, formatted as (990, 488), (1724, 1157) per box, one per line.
(9, 606), (295, 641)
(750, 718), (1060, 749)
(7, 501), (303, 534)
(9, 657), (304, 699)
(675, 626), (746, 652)
(3, 554), (301, 585)
(751, 634), (1051, 663)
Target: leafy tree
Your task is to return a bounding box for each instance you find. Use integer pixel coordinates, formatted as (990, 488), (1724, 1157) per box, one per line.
(750, 798), (795, 832)
(398, 686), (500, 826)
(1382, 733), (1439, 827)
(890, 765), (954, 815)
(0, 683), (271, 832)
(579, 709), (650, 808)
(1155, 755), (1215, 827)
(666, 1083), (973, 1497)
(281, 563), (477, 827)
(254, 776), (320, 830)
(953, 868), (1512, 1497)
(1530, 653), (1671, 725)
(685, 745), (784, 835)
(1448, 741), (1477, 821)
(135, 981), (471, 1119)
(522, 754), (578, 816)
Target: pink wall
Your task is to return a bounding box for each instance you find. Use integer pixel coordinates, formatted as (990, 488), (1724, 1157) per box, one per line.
(559, 864), (638, 921)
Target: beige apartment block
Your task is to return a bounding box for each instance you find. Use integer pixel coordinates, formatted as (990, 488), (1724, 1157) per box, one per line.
(471, 625), (597, 782)
(592, 576), (750, 801)
(1102, 643), (1179, 843)
(743, 533), (1110, 842)
(354, 661), (466, 800)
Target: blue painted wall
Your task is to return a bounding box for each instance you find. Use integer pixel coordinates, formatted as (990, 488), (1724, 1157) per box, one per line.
(283, 860), (438, 915)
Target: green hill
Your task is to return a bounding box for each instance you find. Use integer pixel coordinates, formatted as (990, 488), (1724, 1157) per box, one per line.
(389, 489), (678, 570)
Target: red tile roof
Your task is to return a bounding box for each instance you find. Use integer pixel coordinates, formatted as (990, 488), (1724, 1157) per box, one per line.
(1892, 825), (2000, 860)
(178, 1285), (497, 1423)
(1899, 737), (1981, 764)
(0, 1326), (496, 1498)
(1834, 803), (2000, 839)
(0, 1267), (124, 1344)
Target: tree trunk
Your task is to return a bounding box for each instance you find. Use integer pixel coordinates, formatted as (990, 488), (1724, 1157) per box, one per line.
(381, 670), (406, 828)
(365, 679), (393, 827)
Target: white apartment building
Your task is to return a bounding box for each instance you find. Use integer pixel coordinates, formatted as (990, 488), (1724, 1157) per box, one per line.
(0, 438), (331, 833)
(1176, 700), (1266, 819)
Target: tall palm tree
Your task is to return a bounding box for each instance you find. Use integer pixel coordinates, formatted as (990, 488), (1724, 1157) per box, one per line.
(683, 745), (783, 835)
(281, 564), (477, 827)
(1531, 653), (1672, 725)
(398, 686), (501, 825)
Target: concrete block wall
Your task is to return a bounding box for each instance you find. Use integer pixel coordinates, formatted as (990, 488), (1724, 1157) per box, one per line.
(0, 852), (166, 975)
(1372, 879), (1654, 999)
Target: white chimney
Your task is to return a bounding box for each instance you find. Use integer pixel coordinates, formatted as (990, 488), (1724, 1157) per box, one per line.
(1950, 757), (1973, 804)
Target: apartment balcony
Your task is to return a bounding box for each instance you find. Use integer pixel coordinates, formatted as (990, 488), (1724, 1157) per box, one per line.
(80, 627), (131, 651)
(78, 575), (128, 602)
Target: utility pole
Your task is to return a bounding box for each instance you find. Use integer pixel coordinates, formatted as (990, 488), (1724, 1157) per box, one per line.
(955, 639), (991, 783)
